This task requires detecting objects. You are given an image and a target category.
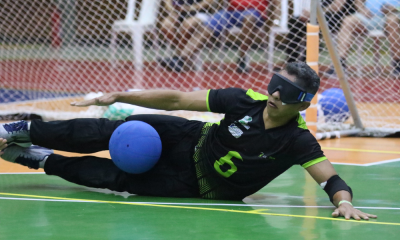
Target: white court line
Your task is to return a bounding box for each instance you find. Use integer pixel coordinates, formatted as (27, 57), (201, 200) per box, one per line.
(0, 172), (45, 175)
(363, 158), (400, 166)
(0, 196), (399, 211)
(332, 158), (400, 166)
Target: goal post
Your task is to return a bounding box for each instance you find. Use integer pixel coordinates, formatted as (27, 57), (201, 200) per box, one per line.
(305, 0), (319, 136)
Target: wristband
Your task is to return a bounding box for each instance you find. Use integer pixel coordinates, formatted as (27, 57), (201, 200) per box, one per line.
(338, 200), (353, 206)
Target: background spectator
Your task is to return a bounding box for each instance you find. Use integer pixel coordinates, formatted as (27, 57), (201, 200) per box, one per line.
(160, 0), (215, 62)
(284, 0), (357, 64)
(336, 0), (400, 74)
(160, 0), (278, 73)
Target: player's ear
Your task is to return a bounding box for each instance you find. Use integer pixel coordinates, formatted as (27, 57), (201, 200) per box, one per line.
(298, 102), (310, 111)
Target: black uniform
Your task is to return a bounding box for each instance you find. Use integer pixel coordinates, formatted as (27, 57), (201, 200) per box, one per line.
(35, 88), (326, 200)
(194, 88), (326, 200)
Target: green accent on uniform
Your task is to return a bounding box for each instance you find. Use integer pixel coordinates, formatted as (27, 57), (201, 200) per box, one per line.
(206, 90), (211, 112)
(302, 156), (328, 168)
(297, 114), (308, 129)
(193, 122), (218, 199)
(214, 151), (243, 178)
(204, 122), (214, 128)
(246, 89), (269, 101)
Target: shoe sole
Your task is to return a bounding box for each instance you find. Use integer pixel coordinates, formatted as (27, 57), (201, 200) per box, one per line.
(12, 142), (32, 148)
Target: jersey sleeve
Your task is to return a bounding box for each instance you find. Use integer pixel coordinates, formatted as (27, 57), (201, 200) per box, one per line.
(207, 88), (247, 114)
(291, 131), (327, 168)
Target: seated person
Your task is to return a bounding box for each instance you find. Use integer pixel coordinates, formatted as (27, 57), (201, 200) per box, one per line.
(336, 0), (400, 74)
(160, 0), (215, 61)
(285, 0), (357, 64)
(160, 0), (277, 73)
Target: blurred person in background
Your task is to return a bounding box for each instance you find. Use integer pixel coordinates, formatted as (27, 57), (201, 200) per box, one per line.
(160, 0), (279, 73)
(335, 0), (400, 75)
(284, 0), (357, 70)
(160, 0), (215, 64)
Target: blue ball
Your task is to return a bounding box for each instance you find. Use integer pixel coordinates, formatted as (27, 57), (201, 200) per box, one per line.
(109, 121), (162, 174)
(319, 88), (350, 122)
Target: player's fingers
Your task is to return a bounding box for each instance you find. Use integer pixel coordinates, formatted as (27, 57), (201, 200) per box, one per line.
(358, 212), (369, 220)
(352, 213), (361, 220)
(332, 209), (340, 218)
(71, 98), (96, 107)
(344, 212), (351, 220)
(366, 213), (378, 218)
(0, 144), (7, 151)
(0, 139), (7, 150)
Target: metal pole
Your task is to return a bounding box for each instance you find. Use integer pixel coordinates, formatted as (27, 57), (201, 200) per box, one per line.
(310, 0), (317, 25)
(316, 0), (364, 129)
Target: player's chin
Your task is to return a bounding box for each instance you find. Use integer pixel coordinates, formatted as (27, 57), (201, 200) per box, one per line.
(267, 107), (281, 117)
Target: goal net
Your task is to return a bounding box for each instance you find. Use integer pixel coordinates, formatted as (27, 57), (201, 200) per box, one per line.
(1, 0), (399, 137)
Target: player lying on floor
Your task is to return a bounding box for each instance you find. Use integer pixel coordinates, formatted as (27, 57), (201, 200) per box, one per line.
(0, 62), (377, 220)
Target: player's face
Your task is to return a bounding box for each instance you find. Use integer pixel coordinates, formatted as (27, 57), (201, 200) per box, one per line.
(267, 71), (310, 119)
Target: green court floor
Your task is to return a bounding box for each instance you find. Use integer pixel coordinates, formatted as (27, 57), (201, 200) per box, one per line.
(0, 162), (399, 239)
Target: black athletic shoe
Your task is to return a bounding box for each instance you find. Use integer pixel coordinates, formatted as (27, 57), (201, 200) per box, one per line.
(1, 145), (53, 169)
(0, 120), (32, 147)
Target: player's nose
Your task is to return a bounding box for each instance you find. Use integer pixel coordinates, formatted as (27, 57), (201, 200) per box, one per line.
(271, 90), (281, 101)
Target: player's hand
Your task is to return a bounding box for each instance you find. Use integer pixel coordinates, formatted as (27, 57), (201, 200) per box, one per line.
(71, 93), (118, 107)
(332, 202), (377, 220)
(0, 138), (8, 156)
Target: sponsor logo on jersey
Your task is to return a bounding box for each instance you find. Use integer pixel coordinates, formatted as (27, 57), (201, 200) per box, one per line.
(238, 116), (252, 130)
(228, 123), (243, 138)
(259, 152), (275, 160)
(258, 152), (268, 159)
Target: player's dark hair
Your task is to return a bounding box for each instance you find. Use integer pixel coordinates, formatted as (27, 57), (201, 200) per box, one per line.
(283, 62), (320, 95)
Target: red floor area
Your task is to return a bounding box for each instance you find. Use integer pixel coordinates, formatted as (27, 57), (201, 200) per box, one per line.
(1, 60), (400, 103)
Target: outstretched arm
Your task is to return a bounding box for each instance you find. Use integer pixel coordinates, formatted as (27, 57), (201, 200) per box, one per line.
(306, 160), (377, 220)
(71, 89), (209, 112)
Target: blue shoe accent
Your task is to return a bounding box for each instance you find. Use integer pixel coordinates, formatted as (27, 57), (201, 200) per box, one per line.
(0, 121), (32, 147)
(1, 145), (53, 169)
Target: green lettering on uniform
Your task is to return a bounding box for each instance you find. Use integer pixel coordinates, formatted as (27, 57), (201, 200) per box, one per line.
(214, 151), (243, 178)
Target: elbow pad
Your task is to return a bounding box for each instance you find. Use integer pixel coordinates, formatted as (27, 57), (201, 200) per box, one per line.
(321, 175), (353, 203)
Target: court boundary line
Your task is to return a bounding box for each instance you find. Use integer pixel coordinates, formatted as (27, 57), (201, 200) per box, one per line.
(322, 147), (400, 154)
(0, 192), (397, 226)
(0, 172), (45, 175)
(0, 196), (399, 211)
(332, 158), (400, 166)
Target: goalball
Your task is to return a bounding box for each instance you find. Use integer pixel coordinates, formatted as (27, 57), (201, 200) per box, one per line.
(109, 121), (162, 174)
(319, 88), (350, 123)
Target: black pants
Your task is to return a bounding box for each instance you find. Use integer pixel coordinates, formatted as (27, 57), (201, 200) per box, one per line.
(31, 115), (203, 198)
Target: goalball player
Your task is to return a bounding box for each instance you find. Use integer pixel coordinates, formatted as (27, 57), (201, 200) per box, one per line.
(0, 62), (377, 220)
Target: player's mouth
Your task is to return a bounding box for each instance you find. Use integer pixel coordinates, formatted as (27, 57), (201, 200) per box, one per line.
(268, 101), (278, 108)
